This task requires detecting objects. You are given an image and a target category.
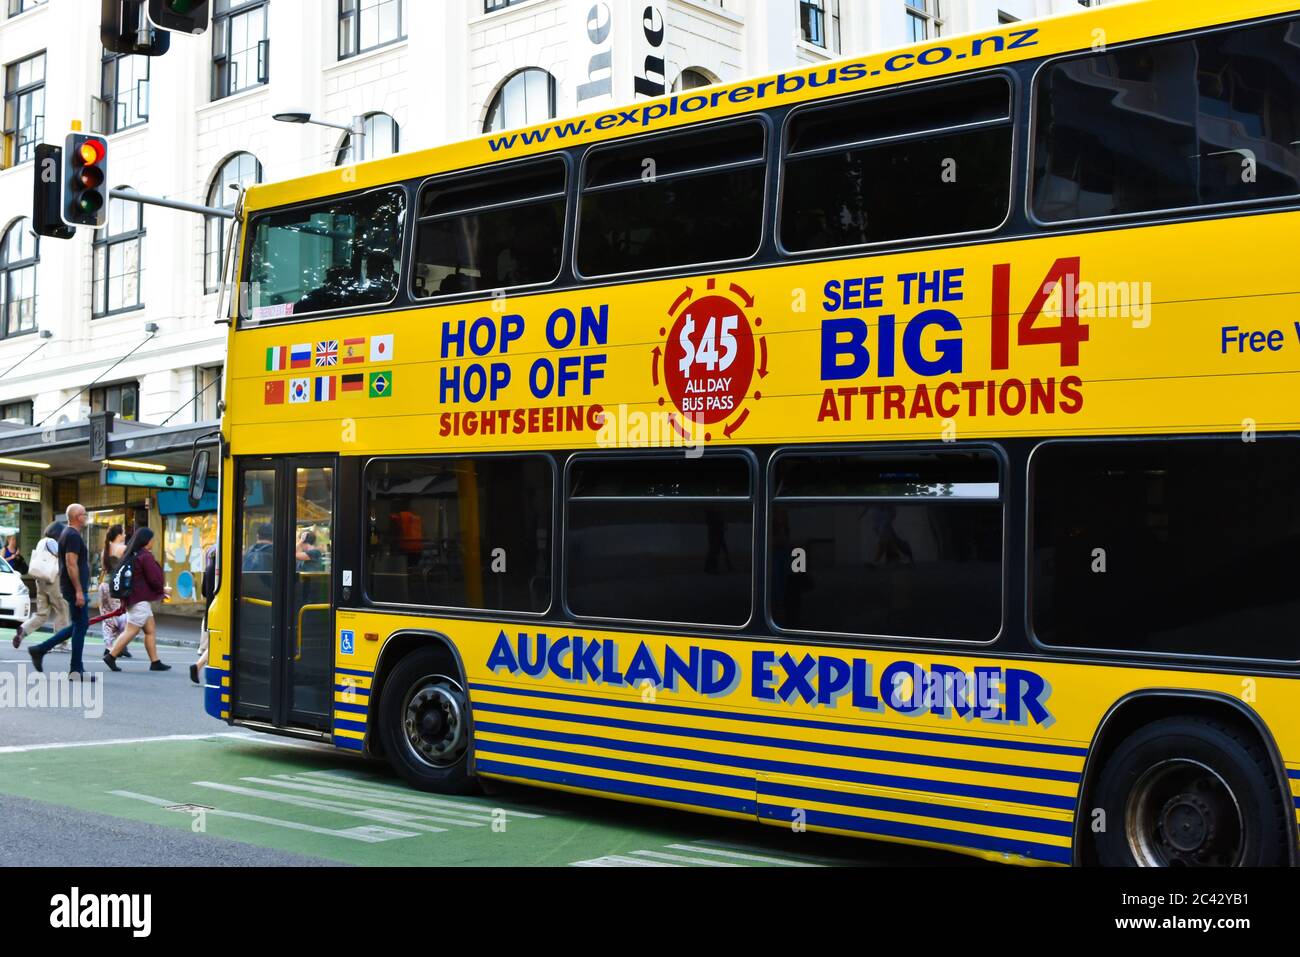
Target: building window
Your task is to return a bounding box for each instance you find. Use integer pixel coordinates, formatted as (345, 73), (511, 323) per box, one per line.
(195, 366), (223, 422)
(335, 112), (400, 165)
(1, 400), (33, 425)
(906, 0), (942, 41)
(0, 218), (37, 339)
(100, 49), (150, 133)
(90, 382), (139, 423)
(205, 152), (262, 293)
(92, 196), (144, 318)
(483, 68), (556, 133)
(212, 0), (268, 100)
(672, 68), (713, 92)
(484, 0), (526, 11)
(799, 0), (840, 52)
(2, 52), (44, 169)
(338, 0), (403, 59)
(7, 0), (47, 15)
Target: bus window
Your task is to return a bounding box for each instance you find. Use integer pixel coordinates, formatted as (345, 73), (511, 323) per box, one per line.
(576, 121), (766, 277)
(1032, 439), (1300, 661)
(780, 76), (1012, 252)
(769, 450), (1003, 641)
(1031, 18), (1300, 223)
(364, 457), (552, 613)
(412, 157), (566, 297)
(566, 455), (754, 626)
(245, 187), (406, 323)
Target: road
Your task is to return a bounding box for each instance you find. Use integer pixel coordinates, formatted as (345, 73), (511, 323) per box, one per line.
(0, 629), (978, 868)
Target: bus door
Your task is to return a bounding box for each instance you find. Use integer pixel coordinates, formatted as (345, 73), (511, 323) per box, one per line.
(232, 456), (336, 732)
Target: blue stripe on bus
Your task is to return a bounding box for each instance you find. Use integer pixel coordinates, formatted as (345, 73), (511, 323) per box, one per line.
(757, 804), (1073, 864)
(471, 700), (1081, 784)
(335, 667), (374, 678)
(334, 736), (365, 752)
(474, 719), (1076, 811)
(334, 684), (370, 696)
(470, 680), (1088, 758)
(333, 701), (369, 715)
(1288, 768), (1300, 780)
(333, 718), (368, 733)
(475, 736), (1072, 838)
(474, 757), (755, 816)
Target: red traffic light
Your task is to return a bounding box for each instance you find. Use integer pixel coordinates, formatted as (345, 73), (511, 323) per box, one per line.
(76, 139), (107, 166)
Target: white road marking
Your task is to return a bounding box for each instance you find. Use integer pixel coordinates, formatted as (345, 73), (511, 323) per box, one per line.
(571, 855), (679, 867)
(110, 790), (417, 843)
(298, 770), (546, 818)
(237, 776), (488, 828)
(0, 732), (260, 755)
(194, 780), (458, 832)
(266, 775), (506, 823)
(629, 850), (744, 866)
(664, 843), (822, 866)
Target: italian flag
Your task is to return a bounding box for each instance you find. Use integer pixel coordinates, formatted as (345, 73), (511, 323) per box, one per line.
(266, 346), (288, 372)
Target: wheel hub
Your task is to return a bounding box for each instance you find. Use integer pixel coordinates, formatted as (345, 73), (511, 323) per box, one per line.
(1159, 793), (1212, 852)
(1125, 758), (1243, 867)
(402, 680), (467, 768)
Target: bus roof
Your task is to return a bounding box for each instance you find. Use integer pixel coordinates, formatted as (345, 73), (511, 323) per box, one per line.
(243, 0), (1293, 213)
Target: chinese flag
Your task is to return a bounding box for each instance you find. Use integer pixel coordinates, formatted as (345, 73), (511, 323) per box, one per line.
(265, 380), (286, 405)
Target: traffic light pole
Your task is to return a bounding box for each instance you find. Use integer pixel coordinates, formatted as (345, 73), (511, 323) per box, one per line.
(110, 187), (235, 219)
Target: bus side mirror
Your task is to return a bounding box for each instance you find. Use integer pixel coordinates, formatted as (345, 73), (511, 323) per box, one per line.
(187, 449), (212, 509)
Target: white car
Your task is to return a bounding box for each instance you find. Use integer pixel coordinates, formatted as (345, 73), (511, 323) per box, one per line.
(0, 556), (30, 629)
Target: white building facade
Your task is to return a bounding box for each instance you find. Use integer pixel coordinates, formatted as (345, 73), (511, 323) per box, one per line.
(0, 0), (1101, 594)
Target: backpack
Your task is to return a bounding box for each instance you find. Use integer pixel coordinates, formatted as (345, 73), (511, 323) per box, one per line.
(28, 539), (59, 585)
(110, 554), (136, 600)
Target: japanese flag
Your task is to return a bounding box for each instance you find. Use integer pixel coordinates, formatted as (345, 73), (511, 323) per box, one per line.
(370, 334), (394, 364)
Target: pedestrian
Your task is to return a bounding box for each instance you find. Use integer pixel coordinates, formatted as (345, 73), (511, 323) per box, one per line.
(99, 524), (132, 658)
(191, 541), (218, 685)
(98, 554), (127, 653)
(2, 534), (26, 574)
(12, 521), (69, 649)
(28, 506), (93, 680)
(102, 527), (172, 672)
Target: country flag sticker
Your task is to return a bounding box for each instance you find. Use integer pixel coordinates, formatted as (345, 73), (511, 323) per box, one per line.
(290, 344), (312, 369)
(265, 346), (287, 372)
(314, 376), (337, 402)
(369, 371), (393, 399)
(370, 334), (394, 364)
(315, 341), (338, 366)
(289, 378), (311, 404)
(264, 380), (286, 405)
(341, 373), (364, 393)
(342, 338), (367, 364)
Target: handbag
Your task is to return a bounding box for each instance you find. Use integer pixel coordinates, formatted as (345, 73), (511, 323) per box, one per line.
(28, 539), (58, 585)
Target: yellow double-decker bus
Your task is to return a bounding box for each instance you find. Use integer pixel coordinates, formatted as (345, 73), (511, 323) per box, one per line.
(197, 0), (1300, 866)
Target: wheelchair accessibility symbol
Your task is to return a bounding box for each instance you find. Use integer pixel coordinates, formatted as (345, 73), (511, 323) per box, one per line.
(340, 630), (355, 656)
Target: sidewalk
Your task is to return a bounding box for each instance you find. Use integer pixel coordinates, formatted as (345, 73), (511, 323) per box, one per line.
(14, 613), (201, 650)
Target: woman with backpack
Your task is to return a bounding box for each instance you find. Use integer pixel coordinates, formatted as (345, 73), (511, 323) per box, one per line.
(11, 521), (69, 650)
(101, 527), (172, 672)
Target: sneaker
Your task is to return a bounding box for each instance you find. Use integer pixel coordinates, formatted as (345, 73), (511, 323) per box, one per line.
(189, 664), (199, 685)
(119, 648), (133, 659)
(150, 660), (172, 672)
(68, 671), (96, 683)
(102, 651), (121, 672)
(28, 647), (45, 672)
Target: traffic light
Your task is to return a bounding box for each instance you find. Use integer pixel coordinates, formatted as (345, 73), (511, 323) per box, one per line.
(102, 0), (170, 56)
(62, 133), (110, 229)
(147, 0), (209, 34)
(33, 144), (75, 240)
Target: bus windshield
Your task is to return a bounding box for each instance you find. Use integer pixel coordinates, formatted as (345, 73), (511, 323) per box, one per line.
(244, 186), (407, 323)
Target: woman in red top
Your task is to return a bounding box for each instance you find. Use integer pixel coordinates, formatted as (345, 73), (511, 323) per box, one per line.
(103, 527), (172, 672)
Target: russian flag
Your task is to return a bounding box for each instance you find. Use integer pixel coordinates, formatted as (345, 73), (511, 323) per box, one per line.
(314, 376), (337, 402)
(290, 343), (312, 369)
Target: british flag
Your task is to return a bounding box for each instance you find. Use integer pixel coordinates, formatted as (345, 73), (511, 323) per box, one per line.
(314, 341), (339, 367)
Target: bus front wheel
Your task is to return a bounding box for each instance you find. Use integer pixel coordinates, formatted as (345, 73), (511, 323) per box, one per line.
(1092, 715), (1288, 866)
(380, 648), (477, 794)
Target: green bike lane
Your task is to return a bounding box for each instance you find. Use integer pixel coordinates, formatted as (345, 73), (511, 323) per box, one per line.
(0, 733), (977, 866)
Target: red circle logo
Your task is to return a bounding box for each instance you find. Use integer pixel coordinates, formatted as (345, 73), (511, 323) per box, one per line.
(663, 294), (755, 426)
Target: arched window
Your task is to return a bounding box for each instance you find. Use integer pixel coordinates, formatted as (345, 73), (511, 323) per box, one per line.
(205, 152), (262, 293)
(0, 218), (38, 339)
(672, 68), (714, 92)
(93, 193), (145, 317)
(483, 68), (557, 133)
(336, 112), (401, 166)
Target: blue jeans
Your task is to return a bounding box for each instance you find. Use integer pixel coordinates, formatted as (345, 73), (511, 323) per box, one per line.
(34, 599), (89, 674)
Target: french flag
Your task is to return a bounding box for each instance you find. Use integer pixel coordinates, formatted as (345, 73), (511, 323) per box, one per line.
(290, 344), (312, 369)
(314, 376), (337, 402)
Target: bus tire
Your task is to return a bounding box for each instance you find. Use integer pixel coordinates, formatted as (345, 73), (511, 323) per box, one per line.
(379, 648), (477, 794)
(1092, 715), (1287, 867)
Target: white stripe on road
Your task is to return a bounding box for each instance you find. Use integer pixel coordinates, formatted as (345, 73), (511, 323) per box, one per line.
(571, 855), (680, 867)
(629, 850), (744, 866)
(293, 771), (546, 819)
(664, 843), (822, 866)
(264, 776), (506, 823)
(194, 780), (457, 833)
(236, 776), (489, 828)
(0, 732), (259, 755)
(110, 790), (417, 843)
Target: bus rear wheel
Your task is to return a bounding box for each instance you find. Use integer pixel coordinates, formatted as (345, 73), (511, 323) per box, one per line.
(380, 648), (477, 794)
(1092, 715), (1288, 867)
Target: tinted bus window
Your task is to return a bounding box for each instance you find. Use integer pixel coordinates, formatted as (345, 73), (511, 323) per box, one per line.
(245, 187), (406, 323)
(1032, 19), (1300, 222)
(566, 456), (753, 626)
(781, 77), (1012, 251)
(576, 121), (766, 276)
(365, 457), (552, 613)
(770, 450), (1003, 641)
(1032, 440), (1300, 660)
(413, 158), (566, 296)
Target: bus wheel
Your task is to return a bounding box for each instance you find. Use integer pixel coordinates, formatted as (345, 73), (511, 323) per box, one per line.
(380, 648), (476, 794)
(1092, 716), (1287, 866)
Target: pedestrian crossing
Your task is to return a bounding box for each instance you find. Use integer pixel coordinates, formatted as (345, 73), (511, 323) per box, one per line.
(570, 840), (835, 867)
